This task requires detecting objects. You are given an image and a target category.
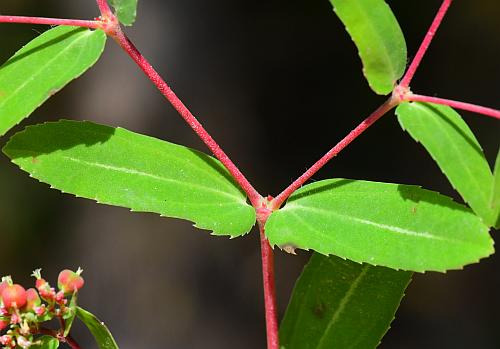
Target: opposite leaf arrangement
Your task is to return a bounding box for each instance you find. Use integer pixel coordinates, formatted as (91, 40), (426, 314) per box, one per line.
(0, 0), (498, 348)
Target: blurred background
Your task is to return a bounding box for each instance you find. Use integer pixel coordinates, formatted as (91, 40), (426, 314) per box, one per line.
(0, 0), (499, 348)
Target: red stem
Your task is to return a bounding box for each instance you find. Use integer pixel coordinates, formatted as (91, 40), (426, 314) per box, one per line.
(66, 335), (83, 349)
(272, 97), (398, 209)
(399, 0), (453, 88)
(0, 15), (100, 29)
(405, 94), (500, 120)
(37, 328), (83, 349)
(109, 28), (262, 206)
(259, 223), (279, 349)
(96, 0), (114, 18)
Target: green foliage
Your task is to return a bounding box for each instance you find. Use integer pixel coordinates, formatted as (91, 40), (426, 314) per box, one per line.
(280, 254), (411, 349)
(109, 0), (138, 26)
(396, 102), (496, 227)
(493, 149), (500, 228)
(0, 26), (106, 136)
(76, 307), (119, 349)
(2, 120), (256, 237)
(63, 293), (78, 337)
(329, 0), (407, 94)
(31, 336), (59, 349)
(265, 179), (493, 272)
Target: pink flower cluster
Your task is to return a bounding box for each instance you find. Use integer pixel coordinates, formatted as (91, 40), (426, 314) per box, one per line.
(0, 269), (84, 348)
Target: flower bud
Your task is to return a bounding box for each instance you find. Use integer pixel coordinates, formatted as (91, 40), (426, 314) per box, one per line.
(25, 288), (41, 311)
(58, 269), (84, 294)
(0, 319), (8, 331)
(10, 312), (20, 324)
(0, 335), (12, 346)
(17, 336), (31, 349)
(1, 284), (27, 310)
(0, 279), (10, 306)
(34, 304), (46, 317)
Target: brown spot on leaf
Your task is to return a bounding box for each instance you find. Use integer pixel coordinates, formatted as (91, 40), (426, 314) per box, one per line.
(313, 301), (326, 319)
(31, 157), (39, 164)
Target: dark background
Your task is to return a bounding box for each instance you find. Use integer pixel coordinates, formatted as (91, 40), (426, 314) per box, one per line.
(0, 0), (499, 348)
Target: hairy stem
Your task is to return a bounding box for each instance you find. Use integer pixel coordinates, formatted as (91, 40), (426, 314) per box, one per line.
(399, 0), (453, 88)
(259, 222), (279, 349)
(272, 97), (398, 209)
(405, 94), (500, 120)
(109, 27), (262, 206)
(96, 0), (113, 18)
(0, 16), (100, 28)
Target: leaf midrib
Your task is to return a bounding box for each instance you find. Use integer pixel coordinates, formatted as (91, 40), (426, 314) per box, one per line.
(354, 0), (399, 82)
(316, 263), (370, 349)
(60, 155), (244, 202)
(286, 203), (476, 246)
(113, 129), (239, 194)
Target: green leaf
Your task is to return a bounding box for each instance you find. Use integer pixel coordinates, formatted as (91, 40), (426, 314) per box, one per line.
(396, 102), (496, 227)
(2, 120), (256, 237)
(329, 0), (407, 95)
(492, 148), (500, 229)
(3, 120), (255, 237)
(76, 307), (119, 349)
(31, 336), (59, 349)
(280, 254), (411, 349)
(63, 293), (78, 337)
(265, 179), (493, 272)
(0, 26), (106, 137)
(109, 0), (138, 26)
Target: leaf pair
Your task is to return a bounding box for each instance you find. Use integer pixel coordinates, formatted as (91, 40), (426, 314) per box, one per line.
(2, 119), (494, 273)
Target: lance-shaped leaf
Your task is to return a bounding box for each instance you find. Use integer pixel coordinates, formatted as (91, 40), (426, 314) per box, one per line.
(0, 26), (106, 137)
(265, 179), (493, 272)
(109, 0), (138, 26)
(76, 307), (119, 349)
(329, 0), (407, 95)
(2, 120), (256, 237)
(63, 293), (78, 337)
(397, 102), (496, 227)
(492, 149), (500, 229)
(280, 254), (412, 349)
